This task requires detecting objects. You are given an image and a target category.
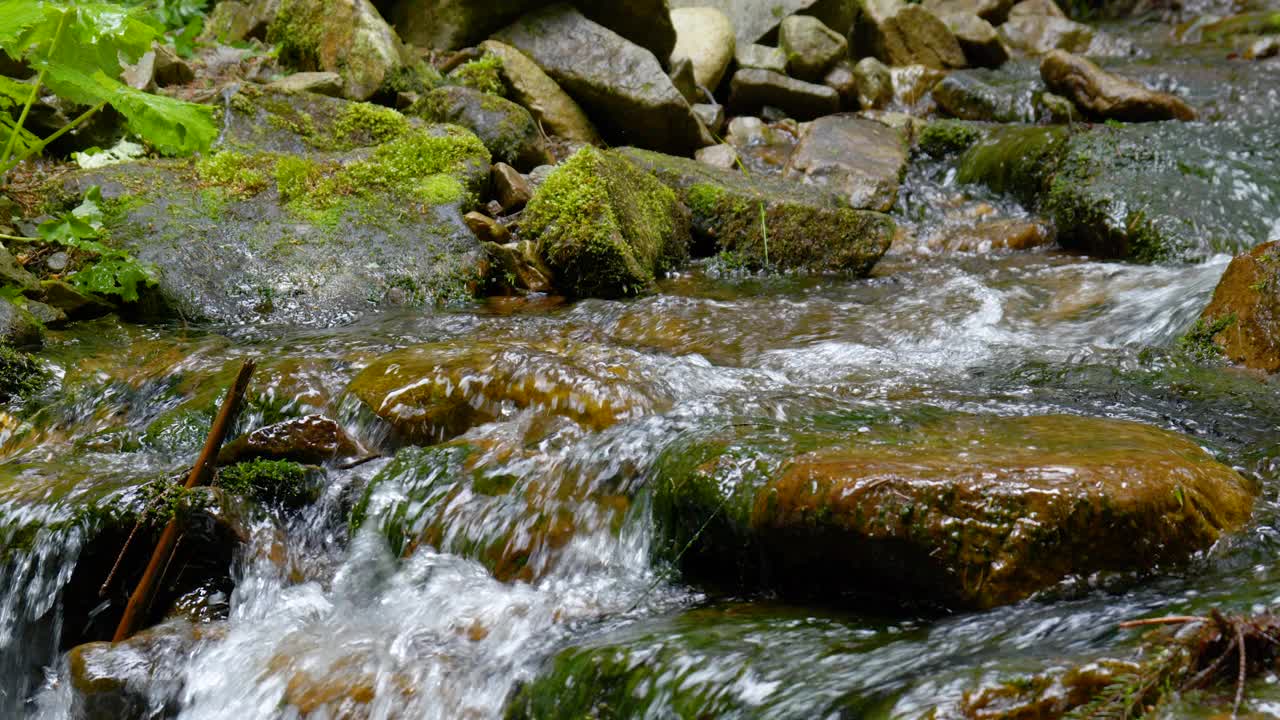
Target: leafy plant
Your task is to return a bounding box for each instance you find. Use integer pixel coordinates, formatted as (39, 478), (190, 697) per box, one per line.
(34, 186), (157, 301)
(0, 0), (216, 177)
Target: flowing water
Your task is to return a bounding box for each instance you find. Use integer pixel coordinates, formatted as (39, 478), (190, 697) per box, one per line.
(6, 51), (1280, 720)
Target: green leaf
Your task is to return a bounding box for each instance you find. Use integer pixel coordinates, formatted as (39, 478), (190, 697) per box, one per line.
(0, 75), (32, 106)
(0, 0), (57, 58)
(69, 253), (155, 302)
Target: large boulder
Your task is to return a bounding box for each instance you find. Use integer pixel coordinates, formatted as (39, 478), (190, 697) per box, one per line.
(521, 147), (691, 298)
(726, 68), (841, 120)
(267, 0), (406, 100)
(1192, 241), (1280, 373)
(671, 7), (737, 90)
(651, 412), (1255, 609)
(60, 88), (492, 326)
(348, 338), (665, 444)
(671, 0), (860, 45)
(1040, 50), (1197, 122)
(409, 85), (551, 170)
(783, 114), (909, 212)
(779, 15), (849, 82)
(620, 147), (895, 274)
(493, 5), (713, 155)
(478, 40), (601, 145)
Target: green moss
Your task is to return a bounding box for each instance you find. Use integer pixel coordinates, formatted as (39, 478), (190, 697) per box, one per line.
(917, 120), (986, 158)
(333, 102), (410, 148)
(956, 125), (1068, 204)
(342, 126), (489, 205)
(686, 183), (727, 218)
(1179, 313), (1236, 361)
(217, 458), (316, 508)
(0, 345), (46, 402)
(196, 151), (273, 198)
(417, 173), (466, 206)
(273, 155), (319, 204)
(267, 0), (323, 71)
(448, 53), (505, 96)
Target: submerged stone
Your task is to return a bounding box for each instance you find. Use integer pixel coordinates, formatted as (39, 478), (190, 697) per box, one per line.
(620, 147), (895, 274)
(521, 147), (691, 298)
(650, 412), (1254, 609)
(1194, 241), (1280, 373)
(218, 414), (360, 466)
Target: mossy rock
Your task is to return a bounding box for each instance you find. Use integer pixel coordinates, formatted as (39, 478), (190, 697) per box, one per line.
(409, 85), (549, 171)
(522, 147), (691, 298)
(350, 442), (630, 582)
(0, 344), (46, 402)
(619, 147), (894, 274)
(650, 411), (1254, 610)
(266, 0), (405, 101)
(1192, 241), (1280, 373)
(59, 92), (493, 326)
(955, 123), (1068, 204)
(347, 337), (666, 445)
(916, 118), (990, 157)
(216, 458), (319, 508)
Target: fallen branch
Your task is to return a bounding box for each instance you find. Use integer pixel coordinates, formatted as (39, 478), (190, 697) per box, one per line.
(112, 359), (255, 643)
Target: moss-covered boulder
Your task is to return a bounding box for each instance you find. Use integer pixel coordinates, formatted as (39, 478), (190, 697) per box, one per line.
(0, 344), (46, 402)
(522, 147), (691, 298)
(266, 0), (407, 101)
(955, 121), (1280, 261)
(932, 70), (1034, 122)
(1192, 241), (1280, 373)
(409, 85), (550, 171)
(59, 89), (492, 326)
(619, 147), (894, 274)
(650, 412), (1254, 609)
(347, 338), (667, 445)
(351, 442), (631, 582)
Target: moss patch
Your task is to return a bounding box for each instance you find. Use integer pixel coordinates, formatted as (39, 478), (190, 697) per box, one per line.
(448, 53), (505, 96)
(0, 345), (46, 402)
(917, 119), (987, 158)
(217, 458), (316, 508)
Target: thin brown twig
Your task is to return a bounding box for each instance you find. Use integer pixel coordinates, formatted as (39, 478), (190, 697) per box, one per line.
(1118, 615), (1208, 629)
(1233, 621), (1247, 720)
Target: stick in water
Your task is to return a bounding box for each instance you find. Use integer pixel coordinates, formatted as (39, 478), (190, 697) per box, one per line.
(112, 359), (255, 643)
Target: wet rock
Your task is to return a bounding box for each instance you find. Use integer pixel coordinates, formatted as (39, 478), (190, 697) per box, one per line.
(349, 339), (662, 444)
(1193, 241), (1280, 373)
(651, 413), (1255, 609)
(24, 300), (66, 328)
(61, 88), (491, 326)
(930, 217), (1055, 252)
(521, 147), (690, 298)
(932, 70), (1030, 122)
(924, 0), (1015, 24)
(201, 0), (260, 43)
(1033, 90), (1082, 122)
(856, 1), (968, 70)
(491, 162), (532, 212)
(672, 7), (737, 90)
(217, 458), (320, 508)
(576, 1), (679, 64)
(692, 103), (726, 135)
(1040, 50), (1196, 122)
(0, 344), (43, 401)
(0, 297), (43, 349)
(853, 56), (894, 109)
(1009, 0), (1067, 17)
(409, 85), (550, 170)
(493, 5), (712, 155)
(478, 40), (601, 146)
(267, 71), (345, 97)
(0, 243), (38, 292)
(942, 12), (1010, 68)
(891, 63), (948, 105)
(779, 15), (849, 81)
(482, 240), (554, 294)
(1245, 36), (1280, 60)
(68, 622), (196, 720)
(464, 211), (512, 244)
(998, 16), (1124, 56)
(37, 279), (116, 320)
(266, 0), (406, 101)
(620, 147), (895, 274)
(727, 68), (841, 120)
(219, 414), (360, 465)
(734, 43), (787, 73)
(916, 117), (988, 156)
(783, 114), (909, 212)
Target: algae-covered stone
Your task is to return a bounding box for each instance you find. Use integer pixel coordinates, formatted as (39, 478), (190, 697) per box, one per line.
(0, 344), (45, 402)
(493, 4), (713, 155)
(478, 40), (601, 146)
(932, 70), (1032, 122)
(522, 147), (691, 298)
(955, 124), (1067, 201)
(620, 147), (895, 274)
(60, 89), (493, 326)
(409, 85), (550, 170)
(219, 414), (360, 465)
(348, 338), (665, 444)
(1193, 241), (1280, 373)
(650, 412), (1255, 609)
(1040, 50), (1196, 122)
(0, 297), (43, 349)
(267, 0), (406, 101)
(916, 118), (988, 157)
(783, 114), (909, 212)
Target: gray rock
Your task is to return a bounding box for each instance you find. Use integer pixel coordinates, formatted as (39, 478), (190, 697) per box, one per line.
(266, 0), (405, 101)
(671, 7), (737, 90)
(822, 59), (859, 109)
(24, 300), (66, 328)
(1040, 49), (1196, 122)
(577, 0), (678, 67)
(1008, 0), (1066, 17)
(924, 0), (1014, 23)
(734, 43), (787, 73)
(0, 244), (38, 292)
(695, 143), (740, 169)
(784, 114), (909, 211)
(692, 103), (726, 135)
(480, 40), (602, 145)
(491, 162), (532, 212)
(44, 251), (68, 273)
(853, 57), (893, 109)
(671, 0), (860, 45)
(727, 68), (840, 120)
(0, 297), (42, 348)
(266, 71), (345, 97)
(620, 146), (895, 274)
(493, 4), (713, 155)
(932, 70), (1030, 122)
(200, 0), (259, 43)
(411, 85), (551, 170)
(779, 15), (849, 81)
(998, 16), (1129, 57)
(942, 12), (1009, 68)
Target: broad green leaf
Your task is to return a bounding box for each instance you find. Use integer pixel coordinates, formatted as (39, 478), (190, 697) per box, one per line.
(0, 0), (56, 58)
(0, 75), (31, 106)
(57, 2), (160, 77)
(70, 253), (155, 302)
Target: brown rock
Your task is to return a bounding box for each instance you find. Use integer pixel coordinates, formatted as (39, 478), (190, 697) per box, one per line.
(1040, 49), (1197, 122)
(880, 5), (968, 69)
(783, 114), (909, 212)
(153, 44), (195, 86)
(1009, 0), (1066, 17)
(464, 212), (512, 244)
(924, 0), (1015, 24)
(483, 240), (554, 294)
(822, 59), (859, 109)
(931, 218), (1055, 252)
(1196, 241), (1280, 373)
(479, 40), (601, 146)
(942, 12), (1010, 68)
(491, 163), (532, 212)
(218, 414), (360, 465)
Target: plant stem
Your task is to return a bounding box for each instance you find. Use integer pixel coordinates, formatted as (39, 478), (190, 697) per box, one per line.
(0, 7), (69, 174)
(0, 233), (38, 242)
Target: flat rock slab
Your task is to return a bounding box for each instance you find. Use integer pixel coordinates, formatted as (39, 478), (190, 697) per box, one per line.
(652, 412), (1255, 609)
(783, 114), (909, 212)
